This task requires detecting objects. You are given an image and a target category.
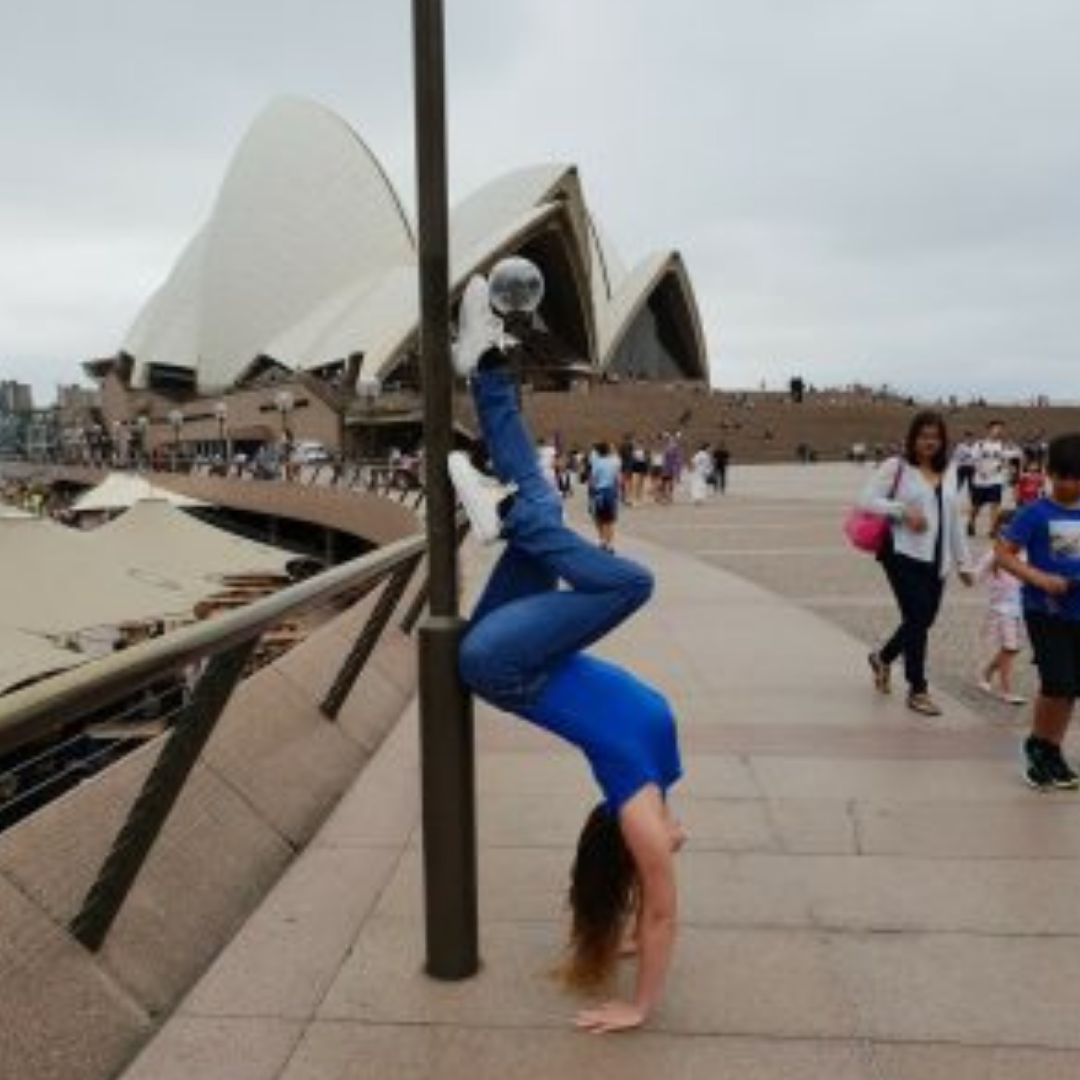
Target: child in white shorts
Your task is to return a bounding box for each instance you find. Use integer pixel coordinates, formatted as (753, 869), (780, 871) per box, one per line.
(977, 509), (1026, 705)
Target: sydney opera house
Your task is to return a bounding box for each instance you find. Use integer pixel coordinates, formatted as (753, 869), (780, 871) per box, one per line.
(86, 98), (708, 458)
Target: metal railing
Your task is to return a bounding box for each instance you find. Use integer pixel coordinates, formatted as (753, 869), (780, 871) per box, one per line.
(0, 529), (429, 951)
(1, 455), (427, 506)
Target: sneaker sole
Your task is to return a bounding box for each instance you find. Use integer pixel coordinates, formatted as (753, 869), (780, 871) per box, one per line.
(447, 452), (503, 545)
(1023, 773), (1056, 792)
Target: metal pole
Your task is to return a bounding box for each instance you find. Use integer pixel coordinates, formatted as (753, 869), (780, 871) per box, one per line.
(412, 0), (479, 980)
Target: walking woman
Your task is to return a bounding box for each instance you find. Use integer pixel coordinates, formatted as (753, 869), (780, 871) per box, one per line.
(863, 411), (975, 715)
(588, 439), (622, 551)
(449, 273), (684, 1034)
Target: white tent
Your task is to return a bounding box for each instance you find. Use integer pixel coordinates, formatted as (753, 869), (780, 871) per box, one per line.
(0, 629), (85, 696)
(84, 500), (291, 586)
(70, 472), (207, 514)
(0, 505), (292, 692)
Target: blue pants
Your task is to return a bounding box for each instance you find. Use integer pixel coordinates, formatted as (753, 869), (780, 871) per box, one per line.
(459, 367), (681, 810)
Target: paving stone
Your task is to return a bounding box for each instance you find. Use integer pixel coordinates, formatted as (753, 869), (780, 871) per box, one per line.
(282, 1024), (874, 1080)
(121, 1017), (303, 1080)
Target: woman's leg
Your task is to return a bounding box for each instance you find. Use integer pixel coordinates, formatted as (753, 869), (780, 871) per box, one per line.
(879, 555), (913, 666)
(471, 362), (560, 509)
(470, 365), (650, 605)
(461, 366), (653, 708)
(879, 556), (943, 693)
(897, 571), (944, 694)
(470, 546), (557, 628)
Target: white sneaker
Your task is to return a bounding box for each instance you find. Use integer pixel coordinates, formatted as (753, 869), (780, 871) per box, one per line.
(448, 451), (515, 545)
(978, 679), (995, 696)
(452, 275), (503, 377)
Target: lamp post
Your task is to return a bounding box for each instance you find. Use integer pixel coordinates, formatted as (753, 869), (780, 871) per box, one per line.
(356, 375), (380, 459)
(274, 390), (295, 480)
(135, 415), (149, 470)
(273, 389), (294, 438)
(167, 409), (184, 472)
(214, 401), (229, 471)
(89, 423), (103, 467)
(413, 0), (478, 980)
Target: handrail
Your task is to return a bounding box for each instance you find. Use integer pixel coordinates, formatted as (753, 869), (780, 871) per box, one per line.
(0, 530), (427, 757)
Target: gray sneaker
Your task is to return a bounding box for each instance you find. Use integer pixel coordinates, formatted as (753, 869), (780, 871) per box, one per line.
(452, 275), (503, 377)
(448, 451), (515, 545)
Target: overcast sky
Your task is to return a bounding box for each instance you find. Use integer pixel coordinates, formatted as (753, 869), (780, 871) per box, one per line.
(2, 0), (1078, 403)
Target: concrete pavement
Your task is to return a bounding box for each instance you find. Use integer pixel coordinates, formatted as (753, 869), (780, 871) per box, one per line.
(119, 467), (1080, 1079)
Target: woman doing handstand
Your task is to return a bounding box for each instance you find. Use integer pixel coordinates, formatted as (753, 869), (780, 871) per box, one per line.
(447, 271), (684, 1035)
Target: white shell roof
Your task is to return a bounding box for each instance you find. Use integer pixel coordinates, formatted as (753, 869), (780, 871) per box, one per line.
(120, 100), (706, 389)
(126, 231), (207, 384)
(450, 164), (571, 259)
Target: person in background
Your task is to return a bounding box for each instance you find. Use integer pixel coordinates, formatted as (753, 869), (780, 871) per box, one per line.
(618, 434), (635, 506)
(996, 433), (1080, 790)
(953, 432), (976, 494)
(537, 437), (558, 494)
(712, 442), (731, 494)
(589, 440), (623, 551)
(648, 439), (665, 502)
(976, 510), (1027, 705)
(1004, 438), (1025, 497)
(689, 443), (713, 506)
(659, 436), (682, 505)
(554, 452), (574, 500)
(968, 420), (1007, 537)
(1017, 455), (1047, 508)
(863, 411), (975, 716)
(630, 439), (649, 504)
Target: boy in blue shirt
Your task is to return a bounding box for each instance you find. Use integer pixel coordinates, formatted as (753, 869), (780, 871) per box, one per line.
(997, 433), (1080, 790)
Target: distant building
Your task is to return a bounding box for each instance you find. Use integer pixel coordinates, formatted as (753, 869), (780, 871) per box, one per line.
(56, 384), (100, 414)
(0, 381), (34, 415)
(84, 97), (709, 460)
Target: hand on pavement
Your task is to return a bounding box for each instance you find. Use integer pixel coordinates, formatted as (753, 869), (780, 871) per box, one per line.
(575, 1000), (646, 1034)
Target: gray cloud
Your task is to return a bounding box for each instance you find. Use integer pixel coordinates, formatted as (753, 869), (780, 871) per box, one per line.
(2, 0), (1078, 402)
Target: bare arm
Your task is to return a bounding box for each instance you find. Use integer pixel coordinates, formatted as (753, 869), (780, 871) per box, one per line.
(859, 458), (905, 518)
(994, 538), (1070, 595)
(575, 786), (677, 1034)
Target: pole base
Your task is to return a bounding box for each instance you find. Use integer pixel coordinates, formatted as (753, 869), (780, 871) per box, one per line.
(418, 615), (479, 979)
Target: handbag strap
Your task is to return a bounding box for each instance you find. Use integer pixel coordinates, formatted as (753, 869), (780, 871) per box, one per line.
(887, 459), (905, 499)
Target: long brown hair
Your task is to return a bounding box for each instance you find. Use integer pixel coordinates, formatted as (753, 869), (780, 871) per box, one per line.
(562, 803), (638, 990)
(904, 410), (950, 473)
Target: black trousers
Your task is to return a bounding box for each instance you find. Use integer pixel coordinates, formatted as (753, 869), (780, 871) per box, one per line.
(879, 551), (945, 694)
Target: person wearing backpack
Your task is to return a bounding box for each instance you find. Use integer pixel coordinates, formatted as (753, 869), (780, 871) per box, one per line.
(862, 412), (975, 715)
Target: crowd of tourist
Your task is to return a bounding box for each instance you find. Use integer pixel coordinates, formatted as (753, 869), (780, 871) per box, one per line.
(518, 431), (732, 552)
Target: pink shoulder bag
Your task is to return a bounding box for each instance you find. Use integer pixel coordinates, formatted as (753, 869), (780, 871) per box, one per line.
(844, 462), (904, 554)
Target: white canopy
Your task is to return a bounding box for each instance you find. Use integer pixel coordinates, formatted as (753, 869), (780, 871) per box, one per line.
(0, 629), (85, 696)
(0, 503), (293, 694)
(70, 472), (207, 513)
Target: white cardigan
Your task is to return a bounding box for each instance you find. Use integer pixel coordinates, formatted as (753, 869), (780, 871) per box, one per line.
(859, 456), (973, 578)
